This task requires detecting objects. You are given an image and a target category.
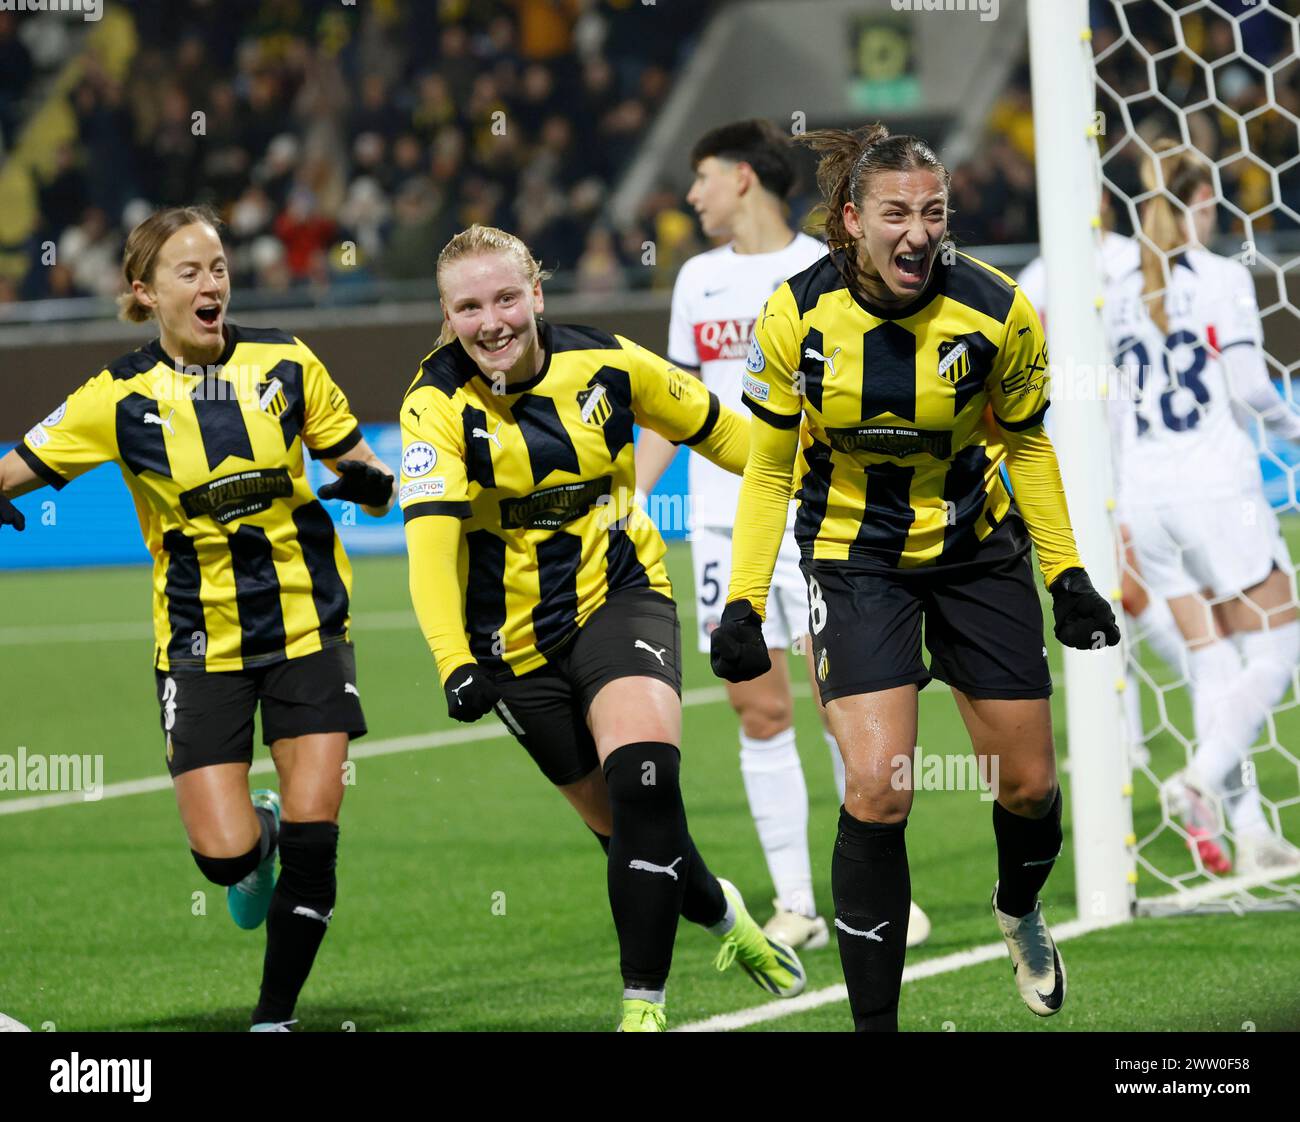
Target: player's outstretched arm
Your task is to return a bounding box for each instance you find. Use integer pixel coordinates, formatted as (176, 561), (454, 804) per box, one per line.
(318, 437), (396, 517)
(405, 513), (498, 721)
(0, 448), (44, 531)
(1001, 425), (1120, 650)
(712, 417), (799, 682)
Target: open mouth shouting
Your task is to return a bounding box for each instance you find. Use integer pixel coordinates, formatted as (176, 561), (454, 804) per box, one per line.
(194, 303), (223, 333)
(894, 248), (932, 288)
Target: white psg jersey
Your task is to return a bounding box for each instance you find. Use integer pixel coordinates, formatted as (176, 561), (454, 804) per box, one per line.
(1102, 244), (1266, 506)
(667, 232), (827, 527)
(1017, 231), (1138, 326)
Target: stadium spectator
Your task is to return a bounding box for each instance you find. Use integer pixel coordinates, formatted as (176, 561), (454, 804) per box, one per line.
(0, 11), (34, 148)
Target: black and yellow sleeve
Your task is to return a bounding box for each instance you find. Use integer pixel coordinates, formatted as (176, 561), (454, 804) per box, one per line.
(728, 289), (804, 618)
(299, 339), (363, 460)
(621, 334), (748, 475)
(990, 290), (1082, 586)
(400, 384), (474, 684)
(16, 371), (119, 489)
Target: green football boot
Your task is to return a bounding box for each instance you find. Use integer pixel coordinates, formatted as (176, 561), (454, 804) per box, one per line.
(227, 789), (280, 931)
(713, 878), (806, 998)
(617, 998), (666, 1032)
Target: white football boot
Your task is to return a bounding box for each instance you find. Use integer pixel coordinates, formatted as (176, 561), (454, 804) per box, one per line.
(991, 884), (1066, 1017)
(1235, 831), (1300, 877)
(763, 904), (830, 950)
(906, 900), (932, 948)
(1165, 770), (1232, 874)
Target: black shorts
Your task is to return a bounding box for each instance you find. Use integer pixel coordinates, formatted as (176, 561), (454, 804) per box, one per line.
(490, 587), (682, 786)
(156, 642), (368, 777)
(803, 524), (1052, 704)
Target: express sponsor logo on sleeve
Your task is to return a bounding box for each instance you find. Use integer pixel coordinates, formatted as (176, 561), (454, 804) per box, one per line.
(745, 335), (767, 374)
(742, 372), (770, 402)
(25, 424), (49, 449)
(42, 402), (67, 427)
(402, 441), (437, 478)
(398, 478), (446, 504)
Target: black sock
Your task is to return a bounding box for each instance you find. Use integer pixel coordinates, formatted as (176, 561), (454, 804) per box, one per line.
(603, 742), (689, 994)
(832, 809), (910, 1033)
(191, 844), (260, 886)
(256, 805), (278, 862)
(993, 788), (1062, 917)
(679, 836), (727, 928)
(591, 827), (726, 929)
(252, 820), (338, 1025)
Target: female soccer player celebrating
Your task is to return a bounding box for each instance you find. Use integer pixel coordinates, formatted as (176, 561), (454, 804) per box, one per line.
(0, 206), (395, 1030)
(710, 125), (1119, 1031)
(401, 224), (806, 1031)
(1107, 141), (1300, 875)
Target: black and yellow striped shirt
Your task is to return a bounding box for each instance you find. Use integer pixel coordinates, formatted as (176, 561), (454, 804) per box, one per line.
(731, 250), (1080, 613)
(16, 324), (362, 671)
(400, 320), (746, 680)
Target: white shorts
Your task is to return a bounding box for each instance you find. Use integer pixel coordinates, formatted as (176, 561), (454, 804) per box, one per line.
(1126, 493), (1292, 600)
(691, 526), (808, 653)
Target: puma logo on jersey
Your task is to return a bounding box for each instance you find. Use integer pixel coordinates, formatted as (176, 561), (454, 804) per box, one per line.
(472, 421), (503, 449)
(834, 917), (889, 941)
(635, 639), (668, 666)
(629, 856), (683, 880)
(804, 346), (840, 376)
(144, 409), (175, 435)
(292, 905), (333, 926)
(344, 683), (359, 697)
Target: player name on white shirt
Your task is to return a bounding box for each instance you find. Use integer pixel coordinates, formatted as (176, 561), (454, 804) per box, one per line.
(668, 232), (827, 528)
(1102, 242), (1266, 506)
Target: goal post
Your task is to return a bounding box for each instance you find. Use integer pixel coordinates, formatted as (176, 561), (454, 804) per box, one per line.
(1028, 0), (1136, 925)
(1041, 0), (1300, 916)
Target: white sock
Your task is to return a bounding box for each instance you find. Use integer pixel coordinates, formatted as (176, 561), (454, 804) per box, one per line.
(739, 727), (815, 917)
(1232, 623), (1300, 724)
(825, 728), (846, 805)
(1188, 641), (1245, 793)
(1219, 623), (1300, 834)
(1224, 762), (1271, 837)
(1124, 668), (1143, 750)
(1134, 599), (1186, 675)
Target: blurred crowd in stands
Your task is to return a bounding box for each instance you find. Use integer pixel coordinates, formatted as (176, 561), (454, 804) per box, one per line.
(0, 0), (1295, 310)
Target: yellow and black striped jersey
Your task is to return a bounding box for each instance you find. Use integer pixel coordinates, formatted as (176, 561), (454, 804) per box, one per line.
(16, 324), (362, 672)
(743, 249), (1059, 571)
(400, 319), (743, 679)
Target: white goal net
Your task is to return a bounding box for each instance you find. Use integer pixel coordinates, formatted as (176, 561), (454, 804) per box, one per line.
(1088, 0), (1300, 915)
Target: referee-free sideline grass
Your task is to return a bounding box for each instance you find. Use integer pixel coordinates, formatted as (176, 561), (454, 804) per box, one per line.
(2, 538), (1298, 1032)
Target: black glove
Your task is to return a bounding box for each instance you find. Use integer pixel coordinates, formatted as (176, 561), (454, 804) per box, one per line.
(0, 495), (24, 532)
(1049, 567), (1121, 650)
(444, 662), (501, 723)
(317, 460), (394, 507)
(710, 599), (771, 682)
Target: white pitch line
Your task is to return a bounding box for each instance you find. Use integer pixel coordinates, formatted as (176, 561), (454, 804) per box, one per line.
(0, 684), (743, 816)
(0, 674), (949, 817)
(674, 913), (1124, 1032)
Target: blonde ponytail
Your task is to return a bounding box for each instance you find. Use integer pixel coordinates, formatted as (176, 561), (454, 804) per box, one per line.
(1139, 140), (1213, 335)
